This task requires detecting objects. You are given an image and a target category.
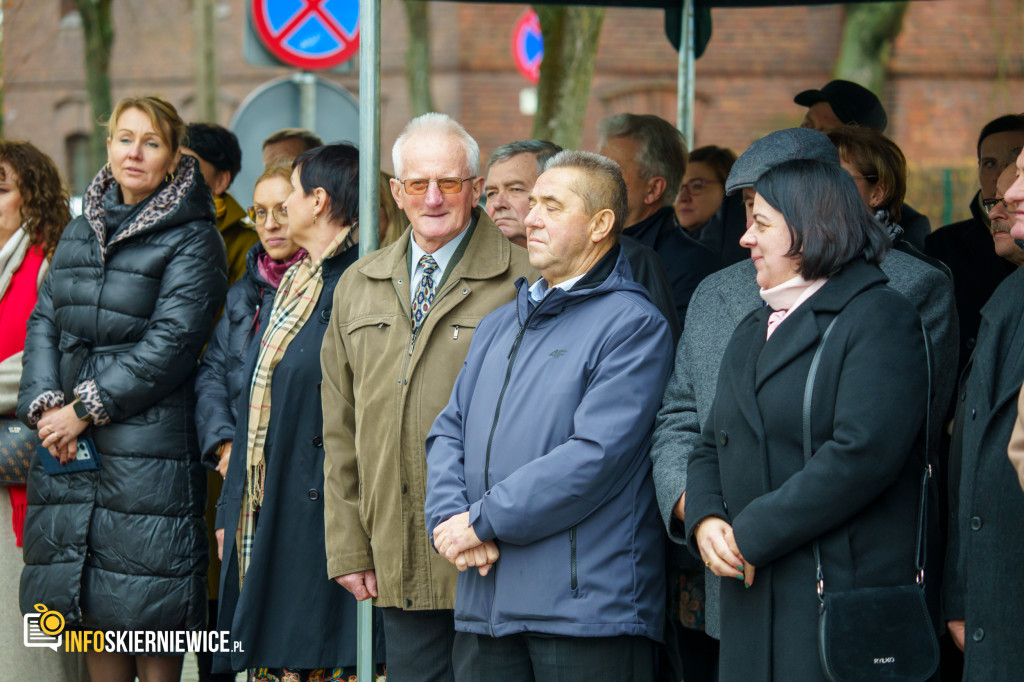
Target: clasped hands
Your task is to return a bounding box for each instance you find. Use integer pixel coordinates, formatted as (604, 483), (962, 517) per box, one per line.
(695, 517), (756, 588)
(432, 511), (499, 576)
(37, 405), (89, 464)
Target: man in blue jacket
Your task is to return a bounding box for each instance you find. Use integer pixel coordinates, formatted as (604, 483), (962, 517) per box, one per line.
(425, 150), (675, 680)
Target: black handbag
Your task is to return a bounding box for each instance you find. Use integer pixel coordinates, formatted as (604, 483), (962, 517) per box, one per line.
(0, 416), (37, 485)
(803, 317), (939, 682)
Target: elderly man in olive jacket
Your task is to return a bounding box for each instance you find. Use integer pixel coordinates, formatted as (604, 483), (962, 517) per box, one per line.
(321, 113), (535, 682)
(650, 128), (958, 656)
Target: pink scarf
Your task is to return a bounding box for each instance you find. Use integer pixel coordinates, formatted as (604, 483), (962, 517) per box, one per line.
(256, 248), (307, 289)
(760, 275), (827, 340)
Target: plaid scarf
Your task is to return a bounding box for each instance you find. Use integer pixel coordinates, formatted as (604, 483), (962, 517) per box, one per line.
(237, 225), (353, 585)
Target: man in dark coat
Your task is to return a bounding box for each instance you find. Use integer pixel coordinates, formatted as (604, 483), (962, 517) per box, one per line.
(651, 128), (958, 651)
(942, 148), (1024, 680)
(597, 113), (717, 326)
(484, 138), (681, 342)
(924, 114), (1024, 376)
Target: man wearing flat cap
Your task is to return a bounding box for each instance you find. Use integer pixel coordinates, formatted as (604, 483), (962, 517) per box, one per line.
(650, 128), (957, 672)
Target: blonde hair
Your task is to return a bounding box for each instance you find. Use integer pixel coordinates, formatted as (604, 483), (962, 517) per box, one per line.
(106, 95), (185, 153)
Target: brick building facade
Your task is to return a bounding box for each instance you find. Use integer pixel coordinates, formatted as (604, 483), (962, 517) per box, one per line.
(2, 0), (1022, 222)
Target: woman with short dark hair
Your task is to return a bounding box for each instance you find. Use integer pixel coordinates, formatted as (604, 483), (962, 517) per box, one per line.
(685, 159), (933, 680)
(214, 143), (384, 679)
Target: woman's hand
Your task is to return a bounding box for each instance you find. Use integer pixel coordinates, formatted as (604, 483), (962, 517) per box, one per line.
(695, 517), (756, 587)
(216, 441), (232, 478)
(215, 529), (225, 562)
(37, 405), (89, 464)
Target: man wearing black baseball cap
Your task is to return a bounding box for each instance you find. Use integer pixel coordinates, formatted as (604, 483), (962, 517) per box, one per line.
(795, 79), (888, 132)
(651, 129), (956, 679)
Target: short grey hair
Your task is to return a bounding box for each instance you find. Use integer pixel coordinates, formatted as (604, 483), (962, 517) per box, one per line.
(488, 139), (563, 175)
(543, 150), (628, 237)
(598, 113), (687, 204)
(392, 113), (480, 180)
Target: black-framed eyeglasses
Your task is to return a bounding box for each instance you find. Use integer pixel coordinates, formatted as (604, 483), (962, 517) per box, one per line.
(398, 177), (473, 195)
(983, 197), (1009, 213)
(679, 178), (722, 196)
(248, 204), (288, 226)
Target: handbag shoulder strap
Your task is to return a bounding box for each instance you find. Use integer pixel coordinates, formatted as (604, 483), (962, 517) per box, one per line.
(802, 314), (932, 601)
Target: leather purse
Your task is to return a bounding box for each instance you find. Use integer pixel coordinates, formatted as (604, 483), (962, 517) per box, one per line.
(0, 416), (37, 485)
(804, 317), (939, 682)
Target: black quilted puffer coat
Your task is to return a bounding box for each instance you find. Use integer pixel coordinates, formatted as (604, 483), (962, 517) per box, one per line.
(16, 154), (228, 632)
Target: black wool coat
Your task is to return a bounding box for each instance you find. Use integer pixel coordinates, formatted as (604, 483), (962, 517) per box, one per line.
(17, 155), (228, 632)
(942, 266), (1024, 680)
(685, 258), (932, 681)
(213, 243), (385, 672)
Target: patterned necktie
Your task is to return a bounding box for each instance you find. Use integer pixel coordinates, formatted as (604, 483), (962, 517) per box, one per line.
(412, 254), (439, 333)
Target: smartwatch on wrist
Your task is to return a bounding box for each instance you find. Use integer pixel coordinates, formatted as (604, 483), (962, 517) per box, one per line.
(72, 399), (91, 422)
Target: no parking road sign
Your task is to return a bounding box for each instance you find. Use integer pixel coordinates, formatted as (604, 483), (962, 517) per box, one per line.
(251, 0), (359, 70)
(512, 10), (543, 84)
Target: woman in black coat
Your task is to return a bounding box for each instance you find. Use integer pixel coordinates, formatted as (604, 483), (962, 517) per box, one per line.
(214, 144), (384, 679)
(17, 95), (228, 681)
(685, 159), (932, 681)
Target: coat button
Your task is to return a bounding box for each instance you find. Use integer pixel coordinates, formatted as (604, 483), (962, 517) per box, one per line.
(401, 483), (408, 495)
(312, 436), (323, 447)
(405, 598), (413, 607)
(307, 489), (320, 501)
(971, 408), (976, 419)
(719, 431), (728, 446)
(970, 516), (982, 531)
(959, 392), (966, 402)
(972, 628), (984, 642)
(320, 309), (331, 321)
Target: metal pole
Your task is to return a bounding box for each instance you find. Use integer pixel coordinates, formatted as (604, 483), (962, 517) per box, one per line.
(359, 0), (381, 257)
(356, 1), (381, 676)
(675, 0), (695, 150)
(194, 0), (218, 121)
(297, 71), (318, 133)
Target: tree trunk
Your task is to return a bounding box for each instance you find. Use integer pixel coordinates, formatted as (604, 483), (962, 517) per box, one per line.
(531, 6), (605, 149)
(834, 2), (908, 95)
(403, 0), (434, 116)
(76, 0), (115, 172)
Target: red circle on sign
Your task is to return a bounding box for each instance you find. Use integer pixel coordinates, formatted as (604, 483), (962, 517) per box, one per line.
(511, 10), (543, 83)
(251, 0), (359, 70)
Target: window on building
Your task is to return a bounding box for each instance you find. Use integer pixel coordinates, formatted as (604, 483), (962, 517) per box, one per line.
(65, 133), (92, 196)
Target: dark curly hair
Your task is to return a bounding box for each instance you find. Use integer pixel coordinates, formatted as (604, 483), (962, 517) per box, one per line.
(0, 140), (71, 258)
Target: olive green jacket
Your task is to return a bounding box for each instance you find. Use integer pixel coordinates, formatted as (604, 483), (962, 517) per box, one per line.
(321, 209), (535, 609)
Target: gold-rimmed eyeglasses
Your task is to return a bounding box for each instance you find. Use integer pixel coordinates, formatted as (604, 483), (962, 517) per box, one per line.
(248, 205), (288, 226)
(397, 177), (473, 195)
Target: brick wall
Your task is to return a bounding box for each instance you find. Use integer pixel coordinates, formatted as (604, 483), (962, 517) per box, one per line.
(3, 0), (1022, 222)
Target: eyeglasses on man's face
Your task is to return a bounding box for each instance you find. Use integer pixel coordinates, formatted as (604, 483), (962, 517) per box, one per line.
(397, 177), (473, 195)
(982, 197), (1010, 213)
(248, 204), (288, 226)
(679, 178), (722, 196)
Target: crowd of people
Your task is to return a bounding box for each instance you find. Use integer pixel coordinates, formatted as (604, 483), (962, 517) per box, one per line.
(1, 79), (1023, 682)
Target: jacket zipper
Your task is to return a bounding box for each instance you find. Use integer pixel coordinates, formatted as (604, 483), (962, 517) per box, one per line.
(483, 300), (543, 489)
(570, 526), (578, 591)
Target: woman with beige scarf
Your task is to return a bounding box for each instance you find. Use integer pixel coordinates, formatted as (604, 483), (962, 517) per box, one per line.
(213, 143), (384, 681)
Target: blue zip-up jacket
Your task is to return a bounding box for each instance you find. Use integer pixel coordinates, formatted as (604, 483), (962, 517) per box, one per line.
(425, 246), (674, 641)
